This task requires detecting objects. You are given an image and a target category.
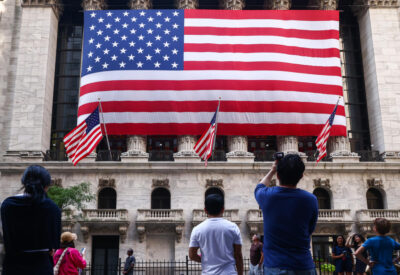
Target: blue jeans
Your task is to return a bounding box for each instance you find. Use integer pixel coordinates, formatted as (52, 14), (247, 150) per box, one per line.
(264, 267), (316, 275)
(250, 263), (263, 275)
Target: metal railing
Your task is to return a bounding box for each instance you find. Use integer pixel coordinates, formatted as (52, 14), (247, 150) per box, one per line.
(304, 150), (330, 162)
(357, 150), (384, 162)
(44, 150), (68, 161)
(149, 150), (174, 161)
(253, 150), (276, 161)
(96, 150), (122, 161)
(208, 149), (227, 161)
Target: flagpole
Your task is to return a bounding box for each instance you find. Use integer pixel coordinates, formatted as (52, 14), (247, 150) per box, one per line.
(211, 97), (221, 160)
(98, 98), (113, 161)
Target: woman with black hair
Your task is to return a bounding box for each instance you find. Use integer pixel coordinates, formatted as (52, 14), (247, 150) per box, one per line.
(1, 165), (61, 275)
(332, 235), (353, 275)
(352, 234), (368, 275)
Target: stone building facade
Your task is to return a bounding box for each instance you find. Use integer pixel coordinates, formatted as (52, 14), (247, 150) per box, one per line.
(1, 0), (400, 267)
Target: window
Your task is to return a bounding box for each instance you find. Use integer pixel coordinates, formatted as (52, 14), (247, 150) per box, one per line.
(208, 136), (228, 161)
(98, 188), (117, 209)
(248, 136), (277, 161)
(312, 236), (333, 260)
(366, 188), (384, 209)
(148, 136), (177, 161)
(151, 188), (171, 209)
(313, 188), (331, 209)
(205, 187), (224, 199)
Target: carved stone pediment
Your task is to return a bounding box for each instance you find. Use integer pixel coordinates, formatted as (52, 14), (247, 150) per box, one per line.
(99, 178), (116, 189)
(313, 178), (331, 189)
(206, 179), (223, 189)
(152, 179), (170, 189)
(51, 178), (62, 187)
(367, 178), (383, 189)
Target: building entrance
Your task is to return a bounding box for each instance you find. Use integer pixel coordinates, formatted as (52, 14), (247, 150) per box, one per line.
(92, 236), (120, 275)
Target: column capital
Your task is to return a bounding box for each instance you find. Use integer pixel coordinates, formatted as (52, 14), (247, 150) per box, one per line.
(328, 136), (360, 162)
(81, 0), (106, 11)
(176, 0), (199, 9)
(226, 136), (254, 162)
(220, 0), (245, 10)
(21, 0), (62, 18)
(310, 0), (338, 10)
(121, 135), (149, 162)
(173, 136), (201, 162)
(129, 0), (152, 9)
(265, 0), (291, 10)
(364, 0), (399, 8)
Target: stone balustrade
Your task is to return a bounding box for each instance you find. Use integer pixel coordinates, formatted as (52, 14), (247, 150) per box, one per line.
(357, 209), (400, 221)
(318, 209), (352, 222)
(192, 209), (240, 225)
(82, 209), (128, 221)
(137, 209), (184, 221)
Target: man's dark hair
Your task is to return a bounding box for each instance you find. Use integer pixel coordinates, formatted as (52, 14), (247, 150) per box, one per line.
(374, 218), (391, 235)
(127, 248), (133, 255)
(277, 154), (305, 186)
(205, 194), (224, 215)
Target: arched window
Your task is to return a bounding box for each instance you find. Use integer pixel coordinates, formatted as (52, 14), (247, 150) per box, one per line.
(367, 188), (384, 209)
(313, 188), (331, 209)
(98, 188), (117, 209)
(205, 187), (224, 199)
(151, 188), (171, 209)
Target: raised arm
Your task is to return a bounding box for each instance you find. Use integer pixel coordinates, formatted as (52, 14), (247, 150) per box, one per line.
(233, 244), (243, 275)
(260, 161), (277, 186)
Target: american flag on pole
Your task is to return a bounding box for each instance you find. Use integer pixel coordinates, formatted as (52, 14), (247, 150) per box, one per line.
(315, 99), (339, 163)
(194, 107), (218, 165)
(64, 107), (103, 165)
(79, 9), (346, 136)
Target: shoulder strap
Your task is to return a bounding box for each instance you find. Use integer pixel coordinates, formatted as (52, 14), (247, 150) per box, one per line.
(54, 248), (69, 275)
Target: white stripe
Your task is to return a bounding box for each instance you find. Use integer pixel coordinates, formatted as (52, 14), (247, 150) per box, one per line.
(184, 35), (339, 49)
(79, 90), (344, 107)
(80, 70), (342, 87)
(184, 18), (339, 31)
(78, 112), (346, 126)
(72, 126), (102, 162)
(64, 123), (85, 143)
(184, 52), (340, 67)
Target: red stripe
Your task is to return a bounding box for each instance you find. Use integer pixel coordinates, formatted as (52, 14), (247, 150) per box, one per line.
(100, 123), (346, 136)
(184, 10), (339, 21)
(184, 61), (341, 76)
(184, 27), (339, 40)
(78, 101), (346, 117)
(184, 43), (339, 58)
(80, 80), (342, 96)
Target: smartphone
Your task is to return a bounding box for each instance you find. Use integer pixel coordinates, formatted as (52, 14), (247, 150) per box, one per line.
(81, 248), (86, 254)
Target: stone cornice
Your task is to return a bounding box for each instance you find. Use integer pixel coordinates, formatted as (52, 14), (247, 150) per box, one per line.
(265, 0), (291, 10)
(365, 0), (399, 8)
(1, 161), (400, 174)
(21, 0), (62, 18)
(220, 0), (245, 10)
(176, 0), (199, 9)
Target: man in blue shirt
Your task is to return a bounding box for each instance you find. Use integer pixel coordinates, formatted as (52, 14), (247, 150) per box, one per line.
(255, 154), (318, 275)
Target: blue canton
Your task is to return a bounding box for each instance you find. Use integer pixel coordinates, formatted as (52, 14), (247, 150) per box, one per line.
(328, 104), (337, 126)
(85, 107), (100, 133)
(82, 9), (184, 76)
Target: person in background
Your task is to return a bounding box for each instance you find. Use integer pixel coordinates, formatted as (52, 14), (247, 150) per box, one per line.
(351, 234), (368, 275)
(355, 218), (400, 275)
(332, 235), (353, 275)
(123, 248), (136, 275)
(53, 232), (86, 275)
(1, 165), (61, 275)
(249, 234), (264, 275)
(189, 194), (243, 275)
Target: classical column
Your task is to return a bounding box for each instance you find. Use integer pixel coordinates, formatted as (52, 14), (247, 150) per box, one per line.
(121, 0), (152, 162)
(172, 0), (201, 162)
(219, 0), (254, 163)
(4, 0), (62, 162)
(265, 0), (291, 10)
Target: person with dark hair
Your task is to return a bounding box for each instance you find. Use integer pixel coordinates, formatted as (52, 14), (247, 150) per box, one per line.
(350, 234), (367, 275)
(355, 218), (400, 275)
(53, 232), (86, 275)
(1, 165), (61, 275)
(332, 235), (353, 275)
(254, 154), (318, 275)
(249, 234), (264, 275)
(123, 248), (136, 275)
(189, 194), (243, 274)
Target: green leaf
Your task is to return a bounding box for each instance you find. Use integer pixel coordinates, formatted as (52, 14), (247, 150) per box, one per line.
(47, 182), (95, 210)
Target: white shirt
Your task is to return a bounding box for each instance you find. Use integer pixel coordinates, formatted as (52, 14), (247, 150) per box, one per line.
(189, 217), (242, 275)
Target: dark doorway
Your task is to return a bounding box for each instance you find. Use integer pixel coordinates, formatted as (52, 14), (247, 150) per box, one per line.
(98, 188), (117, 209)
(312, 236), (333, 259)
(367, 188), (384, 209)
(92, 236), (120, 275)
(151, 188), (171, 209)
(313, 188), (331, 209)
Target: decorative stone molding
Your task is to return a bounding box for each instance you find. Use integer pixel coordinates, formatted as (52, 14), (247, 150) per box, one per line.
(265, 0), (291, 10)
(121, 136), (149, 162)
(364, 0), (399, 8)
(129, 0), (152, 9)
(328, 136), (360, 162)
(21, 0), (62, 18)
(137, 225), (146, 242)
(51, 178), (62, 187)
(220, 0), (245, 10)
(80, 225), (90, 242)
(81, 0), (106, 11)
(367, 178), (383, 189)
(175, 224), (184, 243)
(246, 210), (263, 238)
(152, 178), (170, 189)
(99, 178), (116, 189)
(277, 137), (307, 161)
(119, 225), (129, 243)
(382, 151), (400, 163)
(176, 0), (198, 9)
(310, 0), (337, 10)
(313, 178), (331, 189)
(206, 179), (223, 189)
(226, 136), (254, 162)
(4, 151), (44, 162)
(173, 136), (200, 162)
(79, 152), (97, 163)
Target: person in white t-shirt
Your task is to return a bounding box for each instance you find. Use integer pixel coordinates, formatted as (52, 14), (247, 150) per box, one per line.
(189, 194), (243, 275)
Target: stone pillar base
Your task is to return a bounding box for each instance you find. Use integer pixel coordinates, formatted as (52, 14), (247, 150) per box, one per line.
(226, 151), (255, 163)
(383, 151), (400, 163)
(173, 151), (201, 163)
(330, 152), (360, 163)
(4, 151), (44, 162)
(120, 151), (149, 162)
(79, 152), (97, 163)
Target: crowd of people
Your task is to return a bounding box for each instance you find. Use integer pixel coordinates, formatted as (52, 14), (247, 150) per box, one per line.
(1, 157), (400, 275)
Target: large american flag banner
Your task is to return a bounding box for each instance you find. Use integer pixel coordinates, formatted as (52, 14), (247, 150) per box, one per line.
(79, 9), (346, 136)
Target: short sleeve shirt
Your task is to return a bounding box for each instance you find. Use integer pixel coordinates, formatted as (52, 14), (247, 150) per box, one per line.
(250, 242), (263, 265)
(363, 236), (400, 274)
(124, 255), (136, 275)
(189, 218), (242, 275)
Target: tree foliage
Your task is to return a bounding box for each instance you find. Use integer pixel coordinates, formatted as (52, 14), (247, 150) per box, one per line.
(47, 182), (95, 210)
